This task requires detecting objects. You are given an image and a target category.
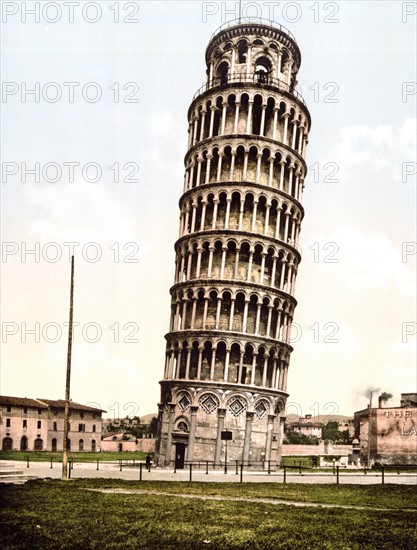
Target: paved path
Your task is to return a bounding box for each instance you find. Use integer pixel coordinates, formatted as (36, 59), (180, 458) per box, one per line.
(1, 460), (416, 485)
(84, 487), (417, 512)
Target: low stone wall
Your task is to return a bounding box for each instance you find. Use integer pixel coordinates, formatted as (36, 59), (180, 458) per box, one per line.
(282, 442), (352, 456)
(100, 439), (155, 453)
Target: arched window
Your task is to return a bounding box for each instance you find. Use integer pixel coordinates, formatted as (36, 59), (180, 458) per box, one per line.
(34, 438), (43, 451)
(217, 61), (229, 86)
(91, 439), (96, 452)
(20, 436), (28, 451)
(255, 56), (272, 84)
(2, 437), (13, 451)
(79, 439), (84, 451)
(51, 438), (57, 452)
(238, 40), (248, 64)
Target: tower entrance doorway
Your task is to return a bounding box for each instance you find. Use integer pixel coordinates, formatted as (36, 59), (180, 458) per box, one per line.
(175, 443), (186, 469)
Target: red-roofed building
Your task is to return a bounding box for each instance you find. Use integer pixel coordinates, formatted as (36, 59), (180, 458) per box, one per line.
(0, 395), (105, 452)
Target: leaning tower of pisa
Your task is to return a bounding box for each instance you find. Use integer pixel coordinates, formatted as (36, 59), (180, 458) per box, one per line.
(155, 18), (311, 469)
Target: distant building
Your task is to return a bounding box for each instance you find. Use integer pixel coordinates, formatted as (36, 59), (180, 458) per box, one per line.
(354, 393), (417, 465)
(0, 395), (105, 452)
(286, 415), (323, 439)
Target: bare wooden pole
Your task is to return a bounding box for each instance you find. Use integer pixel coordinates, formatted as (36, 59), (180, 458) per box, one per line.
(367, 390), (372, 467)
(62, 255), (74, 479)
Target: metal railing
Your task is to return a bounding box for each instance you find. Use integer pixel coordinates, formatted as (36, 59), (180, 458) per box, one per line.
(209, 17), (297, 44)
(192, 73), (306, 106)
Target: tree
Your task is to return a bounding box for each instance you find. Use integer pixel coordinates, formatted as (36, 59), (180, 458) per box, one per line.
(322, 421), (350, 443)
(149, 417), (158, 437)
(284, 431), (319, 445)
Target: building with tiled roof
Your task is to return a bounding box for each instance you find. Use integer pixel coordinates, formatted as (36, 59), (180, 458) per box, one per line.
(0, 395), (105, 452)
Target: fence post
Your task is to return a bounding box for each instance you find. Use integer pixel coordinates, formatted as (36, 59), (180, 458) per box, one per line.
(283, 465), (287, 484)
(189, 463), (193, 482)
(268, 460), (271, 474)
(382, 466), (384, 485)
(68, 461), (71, 479)
(119, 460), (122, 472)
(236, 460), (238, 475)
(139, 462), (143, 481)
(97, 459), (99, 471)
(206, 461), (209, 475)
(27, 456), (29, 468)
(336, 466), (339, 485)
(50, 457), (53, 469)
(240, 463), (243, 483)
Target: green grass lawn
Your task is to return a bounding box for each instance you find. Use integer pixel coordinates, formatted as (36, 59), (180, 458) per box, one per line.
(1, 479), (416, 549)
(0, 451), (150, 463)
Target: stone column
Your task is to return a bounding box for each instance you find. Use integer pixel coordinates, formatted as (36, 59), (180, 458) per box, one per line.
(205, 156), (212, 184)
(272, 107), (279, 140)
(225, 198), (231, 228)
(243, 411), (254, 464)
(210, 346), (217, 380)
(209, 106), (215, 138)
(246, 46), (252, 78)
(185, 348), (192, 379)
(251, 201), (258, 232)
(200, 201), (207, 230)
(233, 249), (240, 279)
(271, 257), (277, 288)
(154, 403), (164, 463)
(238, 200), (245, 229)
(220, 246), (227, 278)
(261, 355), (268, 386)
(224, 348), (231, 382)
(234, 101), (240, 133)
(260, 104), (267, 136)
(196, 247), (203, 278)
(228, 298), (235, 331)
(291, 122), (297, 149)
(237, 351), (244, 384)
(199, 111), (206, 141)
(250, 354), (257, 385)
(242, 300), (249, 332)
(279, 161), (285, 191)
(193, 117), (198, 146)
(215, 297), (222, 329)
(246, 101), (253, 134)
(215, 408), (226, 465)
(255, 303), (262, 335)
(256, 153), (262, 183)
(283, 114), (289, 145)
(221, 102), (227, 135)
(266, 305), (273, 337)
(197, 347), (203, 379)
(187, 405), (199, 462)
(165, 403), (176, 466)
(268, 159), (274, 186)
(265, 414), (276, 461)
(216, 153), (224, 181)
(212, 199), (219, 229)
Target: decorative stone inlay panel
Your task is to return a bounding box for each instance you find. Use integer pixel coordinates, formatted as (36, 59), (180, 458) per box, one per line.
(228, 396), (246, 417)
(178, 394), (191, 412)
(255, 400), (268, 419)
(199, 393), (219, 414)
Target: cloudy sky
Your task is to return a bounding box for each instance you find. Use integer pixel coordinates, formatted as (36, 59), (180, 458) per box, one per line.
(1, 0), (416, 420)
